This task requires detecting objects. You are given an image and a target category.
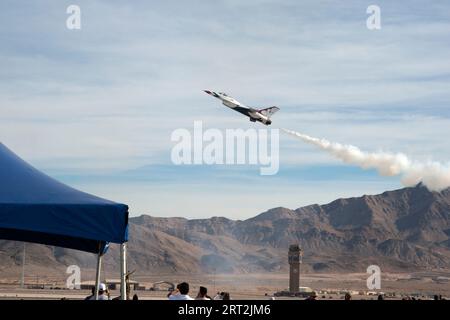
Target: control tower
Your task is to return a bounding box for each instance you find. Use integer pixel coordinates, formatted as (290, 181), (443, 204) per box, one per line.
(288, 244), (302, 293)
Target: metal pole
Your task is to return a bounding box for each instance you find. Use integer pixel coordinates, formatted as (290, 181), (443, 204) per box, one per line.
(299, 249), (303, 290)
(213, 268), (216, 293)
(21, 243), (26, 288)
(299, 260), (301, 290)
(94, 244), (102, 300)
(120, 243), (127, 300)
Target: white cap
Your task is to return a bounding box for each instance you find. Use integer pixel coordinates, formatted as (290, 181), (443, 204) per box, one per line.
(99, 283), (107, 291)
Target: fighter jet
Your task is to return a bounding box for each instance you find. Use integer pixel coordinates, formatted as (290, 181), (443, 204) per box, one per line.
(204, 90), (279, 125)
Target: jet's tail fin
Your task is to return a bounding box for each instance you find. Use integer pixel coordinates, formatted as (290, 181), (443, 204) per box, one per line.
(259, 106), (280, 118)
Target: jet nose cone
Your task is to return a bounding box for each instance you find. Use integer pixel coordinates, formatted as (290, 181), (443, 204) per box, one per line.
(204, 90), (212, 95)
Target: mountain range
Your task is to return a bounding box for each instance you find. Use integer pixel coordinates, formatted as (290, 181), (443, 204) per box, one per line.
(1, 184), (450, 279)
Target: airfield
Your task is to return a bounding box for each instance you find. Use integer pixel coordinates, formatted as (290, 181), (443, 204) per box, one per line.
(1, 272), (449, 300)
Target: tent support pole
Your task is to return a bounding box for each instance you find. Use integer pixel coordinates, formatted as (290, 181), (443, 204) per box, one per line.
(21, 242), (26, 289)
(120, 242), (127, 300)
(94, 245), (102, 300)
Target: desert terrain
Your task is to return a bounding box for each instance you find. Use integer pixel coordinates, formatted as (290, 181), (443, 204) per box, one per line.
(1, 271), (449, 300)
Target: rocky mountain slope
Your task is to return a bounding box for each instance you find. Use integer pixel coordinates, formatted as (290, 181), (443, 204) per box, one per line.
(1, 184), (450, 278)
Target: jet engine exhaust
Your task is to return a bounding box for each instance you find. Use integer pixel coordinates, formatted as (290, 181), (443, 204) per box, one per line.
(282, 128), (450, 191)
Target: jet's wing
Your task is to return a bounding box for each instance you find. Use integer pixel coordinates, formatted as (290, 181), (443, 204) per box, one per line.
(258, 106), (280, 118)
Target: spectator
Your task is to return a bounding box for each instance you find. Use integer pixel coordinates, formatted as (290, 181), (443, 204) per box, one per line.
(222, 292), (230, 300)
(84, 287), (95, 300)
(213, 292), (224, 300)
(168, 282), (194, 300)
(377, 294), (384, 300)
(305, 292), (317, 300)
(344, 293), (352, 300)
(196, 286), (211, 300)
(97, 283), (110, 300)
(132, 294), (139, 301)
(167, 284), (181, 298)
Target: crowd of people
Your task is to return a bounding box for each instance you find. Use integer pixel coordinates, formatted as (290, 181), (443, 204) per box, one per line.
(85, 282), (446, 301)
(84, 281), (231, 300)
(167, 282), (231, 300)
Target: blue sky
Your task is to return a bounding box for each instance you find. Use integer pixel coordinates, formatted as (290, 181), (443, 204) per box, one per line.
(1, 1), (450, 218)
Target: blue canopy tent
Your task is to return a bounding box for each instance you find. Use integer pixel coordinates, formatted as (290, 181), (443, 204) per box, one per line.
(0, 143), (129, 299)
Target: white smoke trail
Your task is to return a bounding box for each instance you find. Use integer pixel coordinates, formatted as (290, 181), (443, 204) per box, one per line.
(282, 128), (450, 191)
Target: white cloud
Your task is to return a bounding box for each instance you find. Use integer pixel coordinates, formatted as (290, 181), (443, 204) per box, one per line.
(1, 0), (450, 217)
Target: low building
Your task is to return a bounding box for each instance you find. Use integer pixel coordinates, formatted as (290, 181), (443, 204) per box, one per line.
(80, 279), (141, 291)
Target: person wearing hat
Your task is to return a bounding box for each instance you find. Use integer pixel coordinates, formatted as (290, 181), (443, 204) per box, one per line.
(97, 283), (110, 300)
